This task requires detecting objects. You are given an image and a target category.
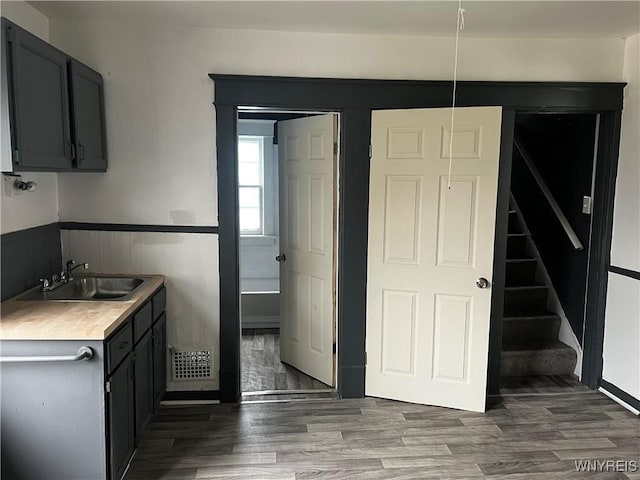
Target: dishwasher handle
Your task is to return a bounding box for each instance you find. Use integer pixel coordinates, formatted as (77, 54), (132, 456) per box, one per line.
(0, 346), (94, 363)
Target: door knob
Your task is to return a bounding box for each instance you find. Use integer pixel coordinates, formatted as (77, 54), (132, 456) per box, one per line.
(276, 253), (286, 262)
(476, 277), (490, 289)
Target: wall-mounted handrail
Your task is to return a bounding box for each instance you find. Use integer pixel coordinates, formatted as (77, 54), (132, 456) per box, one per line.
(513, 135), (584, 251)
(0, 346), (93, 363)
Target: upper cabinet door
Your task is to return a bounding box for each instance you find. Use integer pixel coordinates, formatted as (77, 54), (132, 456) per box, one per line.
(9, 24), (73, 170)
(70, 60), (107, 171)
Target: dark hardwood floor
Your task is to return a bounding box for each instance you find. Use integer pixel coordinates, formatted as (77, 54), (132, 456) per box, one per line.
(124, 389), (639, 480)
(241, 329), (331, 392)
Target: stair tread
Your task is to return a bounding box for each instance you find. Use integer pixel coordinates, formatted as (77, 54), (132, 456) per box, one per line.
(505, 285), (547, 290)
(501, 342), (575, 353)
(503, 313), (561, 320)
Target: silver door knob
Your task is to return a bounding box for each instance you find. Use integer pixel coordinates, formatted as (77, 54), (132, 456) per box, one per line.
(276, 253), (286, 262)
(476, 277), (490, 289)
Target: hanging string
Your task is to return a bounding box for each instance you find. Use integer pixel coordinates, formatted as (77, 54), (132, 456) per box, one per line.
(447, 1), (465, 190)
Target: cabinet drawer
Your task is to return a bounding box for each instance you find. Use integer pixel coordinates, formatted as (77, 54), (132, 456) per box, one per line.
(152, 286), (166, 321)
(107, 322), (132, 375)
(133, 302), (153, 344)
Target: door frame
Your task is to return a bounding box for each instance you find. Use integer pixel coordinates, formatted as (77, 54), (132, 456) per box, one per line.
(212, 75), (624, 402)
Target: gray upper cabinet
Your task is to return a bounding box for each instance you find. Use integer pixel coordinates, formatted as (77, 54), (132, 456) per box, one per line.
(70, 60), (107, 171)
(1, 18), (107, 172)
(8, 23), (72, 170)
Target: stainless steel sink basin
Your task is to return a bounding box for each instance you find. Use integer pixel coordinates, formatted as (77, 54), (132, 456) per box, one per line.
(19, 277), (146, 301)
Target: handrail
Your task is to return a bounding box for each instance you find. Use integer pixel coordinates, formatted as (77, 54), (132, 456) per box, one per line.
(513, 136), (584, 251)
(0, 346), (93, 363)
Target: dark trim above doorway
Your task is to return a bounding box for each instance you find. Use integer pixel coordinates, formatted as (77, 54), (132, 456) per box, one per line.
(211, 75), (624, 111)
(212, 74), (625, 403)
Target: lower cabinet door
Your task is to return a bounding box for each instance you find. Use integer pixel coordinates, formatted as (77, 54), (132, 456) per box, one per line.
(108, 355), (134, 480)
(134, 330), (154, 442)
(153, 312), (167, 411)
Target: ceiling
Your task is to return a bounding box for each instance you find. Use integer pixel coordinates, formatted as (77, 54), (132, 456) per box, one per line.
(28, 1), (640, 39)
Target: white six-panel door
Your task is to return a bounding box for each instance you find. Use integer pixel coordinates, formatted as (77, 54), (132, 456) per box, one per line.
(278, 114), (336, 387)
(366, 107), (502, 412)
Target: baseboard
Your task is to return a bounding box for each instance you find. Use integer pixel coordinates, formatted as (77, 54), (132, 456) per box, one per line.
(600, 379), (640, 414)
(241, 315), (280, 329)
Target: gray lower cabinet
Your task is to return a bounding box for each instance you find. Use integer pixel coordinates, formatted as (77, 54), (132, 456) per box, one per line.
(106, 286), (167, 480)
(153, 312), (167, 411)
(108, 355), (135, 480)
(134, 330), (154, 441)
(0, 285), (167, 480)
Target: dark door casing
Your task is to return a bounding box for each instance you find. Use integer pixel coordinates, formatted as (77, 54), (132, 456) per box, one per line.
(211, 75), (625, 402)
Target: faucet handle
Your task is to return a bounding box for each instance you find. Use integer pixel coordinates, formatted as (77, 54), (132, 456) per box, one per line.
(39, 278), (50, 290)
(66, 259), (76, 269)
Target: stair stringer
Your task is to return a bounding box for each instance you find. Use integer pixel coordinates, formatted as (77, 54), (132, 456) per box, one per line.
(510, 195), (583, 377)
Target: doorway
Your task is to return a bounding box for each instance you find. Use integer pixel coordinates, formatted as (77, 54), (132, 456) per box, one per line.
(213, 74), (624, 403)
(499, 113), (600, 394)
(237, 109), (340, 398)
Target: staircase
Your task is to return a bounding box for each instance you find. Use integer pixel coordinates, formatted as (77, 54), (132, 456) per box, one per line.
(501, 203), (578, 377)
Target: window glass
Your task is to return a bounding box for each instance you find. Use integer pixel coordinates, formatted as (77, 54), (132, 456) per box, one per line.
(238, 136), (264, 234)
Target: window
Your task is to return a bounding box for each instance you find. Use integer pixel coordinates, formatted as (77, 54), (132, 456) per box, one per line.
(238, 136), (264, 235)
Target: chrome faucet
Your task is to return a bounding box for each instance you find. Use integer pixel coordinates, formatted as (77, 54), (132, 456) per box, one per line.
(39, 260), (89, 292)
(62, 260), (89, 282)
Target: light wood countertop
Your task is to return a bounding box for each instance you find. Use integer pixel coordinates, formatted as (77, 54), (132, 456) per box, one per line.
(0, 274), (165, 340)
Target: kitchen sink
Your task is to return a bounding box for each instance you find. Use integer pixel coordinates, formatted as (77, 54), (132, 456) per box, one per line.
(19, 277), (146, 301)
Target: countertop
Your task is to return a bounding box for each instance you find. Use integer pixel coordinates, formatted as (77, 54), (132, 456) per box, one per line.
(0, 274), (165, 340)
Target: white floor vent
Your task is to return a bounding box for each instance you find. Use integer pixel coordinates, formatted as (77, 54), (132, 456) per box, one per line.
(171, 348), (213, 380)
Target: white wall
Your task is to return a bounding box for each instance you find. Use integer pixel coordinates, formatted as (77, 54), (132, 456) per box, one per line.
(0, 0), (58, 234)
(48, 18), (628, 391)
(602, 33), (640, 402)
(61, 230), (219, 392)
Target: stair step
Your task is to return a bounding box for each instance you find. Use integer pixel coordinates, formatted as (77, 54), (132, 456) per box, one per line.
(503, 285), (548, 316)
(507, 233), (527, 258)
(508, 212), (523, 234)
(506, 259), (537, 286)
(501, 342), (577, 377)
(502, 314), (561, 346)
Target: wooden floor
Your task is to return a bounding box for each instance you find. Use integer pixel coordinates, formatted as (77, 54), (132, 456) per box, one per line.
(125, 389), (639, 480)
(500, 374), (590, 395)
(241, 329), (330, 392)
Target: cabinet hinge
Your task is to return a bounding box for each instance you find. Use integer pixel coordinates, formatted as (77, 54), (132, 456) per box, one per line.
(368, 144), (372, 158)
(6, 28), (14, 43)
(105, 381), (111, 393)
(13, 150), (19, 164)
(333, 142), (338, 155)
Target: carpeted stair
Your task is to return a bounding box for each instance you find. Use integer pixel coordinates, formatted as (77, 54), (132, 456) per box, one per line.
(501, 206), (577, 377)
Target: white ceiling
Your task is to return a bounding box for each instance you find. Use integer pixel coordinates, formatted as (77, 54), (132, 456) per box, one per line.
(27, 1), (640, 39)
